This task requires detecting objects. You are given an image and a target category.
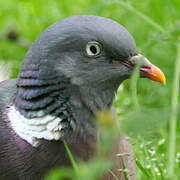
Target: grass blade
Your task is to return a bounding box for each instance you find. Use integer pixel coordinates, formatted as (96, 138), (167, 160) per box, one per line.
(136, 159), (152, 178)
(167, 39), (180, 178)
(108, 170), (119, 180)
(130, 62), (141, 110)
(106, 0), (166, 33)
(63, 141), (79, 173)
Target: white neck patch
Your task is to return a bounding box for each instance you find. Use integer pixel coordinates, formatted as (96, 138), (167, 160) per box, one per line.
(8, 105), (63, 147)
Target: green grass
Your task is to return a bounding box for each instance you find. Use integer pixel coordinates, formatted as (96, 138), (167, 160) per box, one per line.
(167, 40), (180, 179)
(0, 0), (179, 179)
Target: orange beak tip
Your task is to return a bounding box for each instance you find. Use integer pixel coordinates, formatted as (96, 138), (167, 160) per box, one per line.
(143, 65), (166, 85)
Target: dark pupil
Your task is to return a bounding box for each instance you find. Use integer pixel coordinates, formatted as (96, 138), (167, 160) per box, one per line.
(90, 45), (97, 54)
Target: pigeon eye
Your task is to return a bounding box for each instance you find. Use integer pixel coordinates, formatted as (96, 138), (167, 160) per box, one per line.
(86, 41), (101, 57)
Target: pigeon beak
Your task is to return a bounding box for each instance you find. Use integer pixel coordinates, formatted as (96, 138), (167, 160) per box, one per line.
(128, 54), (166, 84)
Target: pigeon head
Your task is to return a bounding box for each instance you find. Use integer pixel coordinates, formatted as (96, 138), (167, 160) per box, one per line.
(15, 15), (165, 118)
(22, 16), (137, 87)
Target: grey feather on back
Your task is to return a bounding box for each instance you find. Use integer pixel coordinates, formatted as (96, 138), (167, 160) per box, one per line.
(0, 79), (17, 107)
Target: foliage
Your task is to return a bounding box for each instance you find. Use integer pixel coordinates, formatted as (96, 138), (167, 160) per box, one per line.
(0, 0), (179, 179)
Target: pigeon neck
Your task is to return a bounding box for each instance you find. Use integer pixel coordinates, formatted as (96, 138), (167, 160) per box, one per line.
(11, 64), (119, 146)
(10, 64), (78, 146)
(73, 83), (118, 115)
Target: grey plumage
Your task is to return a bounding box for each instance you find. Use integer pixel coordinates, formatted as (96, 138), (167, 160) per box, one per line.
(0, 15), (139, 179)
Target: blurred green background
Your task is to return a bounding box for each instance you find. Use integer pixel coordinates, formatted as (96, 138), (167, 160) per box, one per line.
(0, 0), (179, 179)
